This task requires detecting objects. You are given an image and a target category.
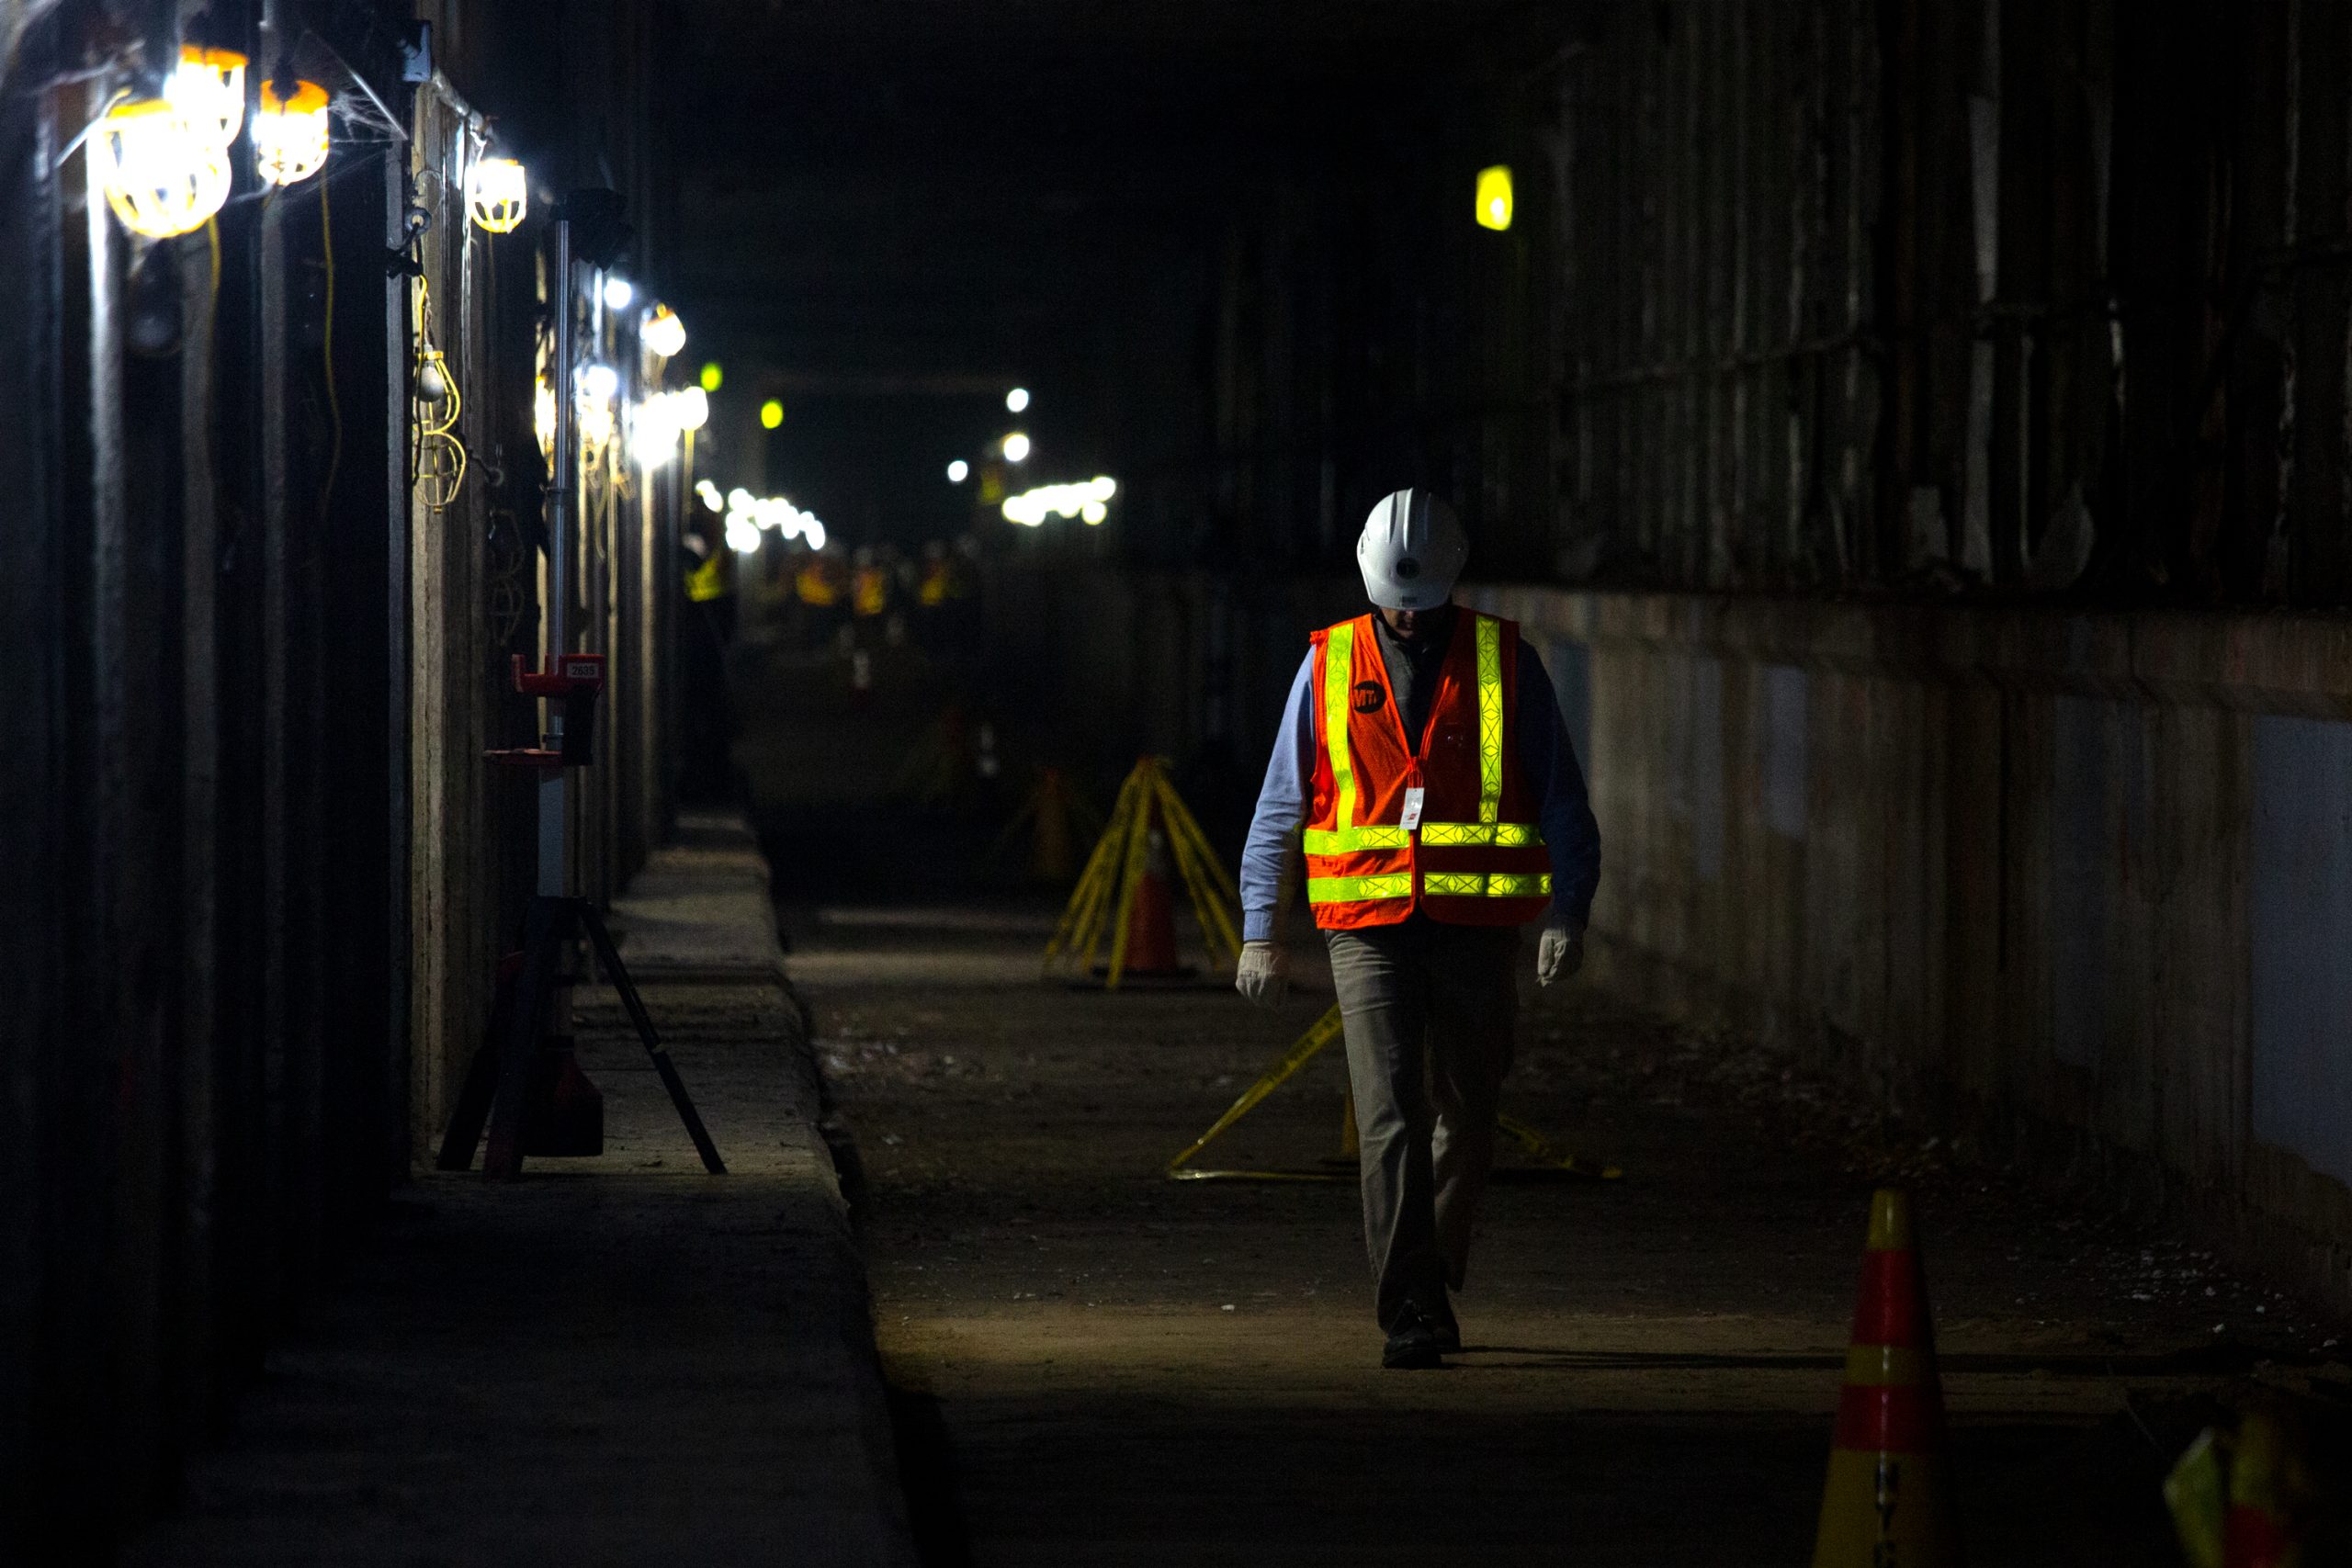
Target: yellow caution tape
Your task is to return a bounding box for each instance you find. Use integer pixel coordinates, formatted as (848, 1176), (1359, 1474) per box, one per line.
(1167, 1006), (1626, 1183)
(1166, 1004), (1348, 1180)
(1496, 1111), (1623, 1181)
(1043, 758), (1241, 988)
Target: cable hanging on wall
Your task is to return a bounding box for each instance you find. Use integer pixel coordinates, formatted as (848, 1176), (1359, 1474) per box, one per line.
(411, 276), (468, 511)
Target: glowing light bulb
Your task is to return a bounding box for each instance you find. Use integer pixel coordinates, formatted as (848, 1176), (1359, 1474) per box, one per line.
(947, 459), (970, 484)
(699, 362), (723, 392)
(467, 156), (527, 232)
(673, 385), (710, 431)
(168, 46), (247, 149)
(1001, 432), (1030, 464)
(575, 364), (618, 448)
(760, 399), (784, 430)
(1001, 479), (1115, 527)
(252, 80), (330, 186)
(630, 393), (684, 468)
(695, 479), (723, 513)
(602, 276), (634, 310)
(90, 96), (231, 239)
(1006, 387), (1030, 413)
(1475, 164), (1513, 231)
(641, 304), (686, 359)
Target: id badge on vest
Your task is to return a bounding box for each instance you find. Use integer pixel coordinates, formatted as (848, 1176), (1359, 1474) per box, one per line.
(1398, 786), (1426, 832)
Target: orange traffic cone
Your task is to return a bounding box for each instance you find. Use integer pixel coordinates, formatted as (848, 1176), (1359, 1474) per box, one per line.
(1812, 1189), (1961, 1567)
(1119, 826), (1183, 976)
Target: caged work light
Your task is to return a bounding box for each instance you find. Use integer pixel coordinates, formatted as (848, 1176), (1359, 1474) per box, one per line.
(466, 156), (527, 233)
(640, 304), (686, 359)
(1475, 164), (1513, 231)
(167, 45), (248, 148)
(91, 95), (232, 239)
(252, 79), (330, 186)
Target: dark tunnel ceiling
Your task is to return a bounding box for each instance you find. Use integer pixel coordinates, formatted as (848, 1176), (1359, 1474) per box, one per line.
(663, 0), (1562, 383)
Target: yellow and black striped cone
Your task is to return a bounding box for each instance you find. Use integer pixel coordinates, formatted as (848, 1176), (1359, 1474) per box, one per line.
(1812, 1189), (1962, 1567)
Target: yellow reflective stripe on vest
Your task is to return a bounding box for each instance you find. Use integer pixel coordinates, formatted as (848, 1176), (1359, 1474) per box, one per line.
(1419, 821), (1544, 848)
(1306, 873), (1413, 904)
(1302, 824), (1411, 854)
(1324, 622), (1360, 836)
(1422, 872), (1553, 898)
(1475, 615), (1504, 827)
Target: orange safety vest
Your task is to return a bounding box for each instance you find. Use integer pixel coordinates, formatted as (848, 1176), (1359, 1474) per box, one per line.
(1303, 611), (1552, 930)
(853, 566), (888, 616)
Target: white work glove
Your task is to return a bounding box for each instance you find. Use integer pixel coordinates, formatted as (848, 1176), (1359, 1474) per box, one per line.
(1235, 941), (1288, 1008)
(1536, 921), (1585, 987)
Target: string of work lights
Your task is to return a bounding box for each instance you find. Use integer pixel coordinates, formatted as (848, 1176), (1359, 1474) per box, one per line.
(86, 41), (533, 241)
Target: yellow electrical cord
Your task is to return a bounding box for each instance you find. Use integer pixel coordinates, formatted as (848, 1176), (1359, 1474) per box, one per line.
(205, 217), (220, 342)
(411, 276), (467, 510)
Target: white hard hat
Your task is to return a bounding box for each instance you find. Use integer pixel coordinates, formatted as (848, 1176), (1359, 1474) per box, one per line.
(1356, 489), (1466, 611)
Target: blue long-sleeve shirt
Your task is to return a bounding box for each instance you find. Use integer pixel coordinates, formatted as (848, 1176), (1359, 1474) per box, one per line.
(1238, 633), (1601, 942)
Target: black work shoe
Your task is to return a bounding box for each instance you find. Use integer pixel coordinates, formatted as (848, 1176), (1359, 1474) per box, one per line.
(1382, 1306), (1446, 1370)
(1431, 1318), (1462, 1355)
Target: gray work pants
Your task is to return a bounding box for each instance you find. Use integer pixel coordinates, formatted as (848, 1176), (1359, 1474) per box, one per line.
(1325, 919), (1521, 1336)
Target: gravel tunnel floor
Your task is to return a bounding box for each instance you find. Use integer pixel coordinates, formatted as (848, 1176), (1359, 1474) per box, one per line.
(779, 898), (2347, 1568)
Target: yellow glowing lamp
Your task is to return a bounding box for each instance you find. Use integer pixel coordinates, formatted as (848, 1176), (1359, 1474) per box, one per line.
(253, 80), (330, 186)
(699, 361), (723, 392)
(466, 156), (528, 233)
(168, 46), (248, 148)
(1476, 165), (1513, 231)
(91, 96), (232, 239)
(641, 304), (686, 359)
(760, 398), (784, 430)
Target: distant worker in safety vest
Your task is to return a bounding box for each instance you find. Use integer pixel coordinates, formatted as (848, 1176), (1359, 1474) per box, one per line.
(917, 539), (955, 607)
(1236, 489), (1601, 1370)
(852, 547), (890, 617)
(795, 546), (842, 609)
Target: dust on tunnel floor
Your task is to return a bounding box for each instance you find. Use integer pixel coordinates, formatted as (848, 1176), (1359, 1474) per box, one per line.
(788, 900), (2350, 1568)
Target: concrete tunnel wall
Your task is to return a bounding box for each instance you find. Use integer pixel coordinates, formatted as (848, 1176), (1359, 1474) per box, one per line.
(984, 564), (2352, 1314)
(1471, 585), (2352, 1317)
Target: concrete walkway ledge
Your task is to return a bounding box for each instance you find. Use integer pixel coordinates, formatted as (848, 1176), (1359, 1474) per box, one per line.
(128, 812), (918, 1568)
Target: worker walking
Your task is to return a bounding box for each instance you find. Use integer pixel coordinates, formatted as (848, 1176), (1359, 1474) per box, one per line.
(1236, 490), (1601, 1369)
